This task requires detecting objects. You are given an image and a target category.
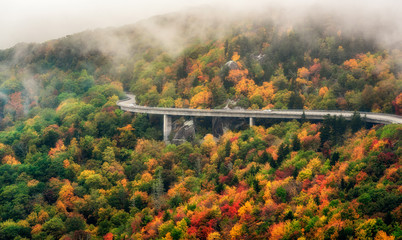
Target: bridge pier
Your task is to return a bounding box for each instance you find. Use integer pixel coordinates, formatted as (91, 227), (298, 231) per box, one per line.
(249, 117), (254, 127)
(163, 114), (172, 142)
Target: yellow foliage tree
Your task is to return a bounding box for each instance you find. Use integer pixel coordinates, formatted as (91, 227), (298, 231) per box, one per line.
(238, 201), (253, 217)
(230, 223), (243, 240)
(37, 210), (49, 223)
(2, 155), (20, 165)
(48, 139), (67, 158)
(319, 87), (329, 97)
(174, 98), (184, 108)
(270, 222), (286, 240)
(344, 58), (358, 69)
(58, 180), (78, 211)
(298, 67), (310, 79)
(190, 86), (212, 109)
(207, 232), (221, 240)
(117, 124), (135, 132)
(31, 224), (42, 235)
(375, 231), (395, 240)
(226, 69), (248, 84)
(232, 52), (240, 62)
(201, 134), (217, 157)
(235, 78), (257, 97)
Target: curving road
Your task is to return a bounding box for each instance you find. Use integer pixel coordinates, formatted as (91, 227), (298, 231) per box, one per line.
(117, 94), (402, 125)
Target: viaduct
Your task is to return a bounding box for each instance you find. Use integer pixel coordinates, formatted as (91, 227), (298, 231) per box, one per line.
(117, 94), (402, 142)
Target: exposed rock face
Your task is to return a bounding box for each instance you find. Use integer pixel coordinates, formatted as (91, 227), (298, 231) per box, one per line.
(212, 117), (247, 137)
(223, 99), (244, 110)
(251, 53), (265, 62)
(170, 117), (247, 143)
(224, 60), (239, 70)
(212, 117), (230, 137)
(223, 99), (238, 109)
(171, 119), (196, 144)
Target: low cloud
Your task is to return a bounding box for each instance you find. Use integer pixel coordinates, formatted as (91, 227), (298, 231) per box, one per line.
(1, 0), (400, 50)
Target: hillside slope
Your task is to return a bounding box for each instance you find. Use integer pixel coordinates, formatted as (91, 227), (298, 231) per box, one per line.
(0, 7), (400, 240)
(1, 8), (401, 115)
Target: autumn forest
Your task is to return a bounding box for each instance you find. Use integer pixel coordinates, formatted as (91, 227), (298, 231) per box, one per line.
(0, 7), (401, 240)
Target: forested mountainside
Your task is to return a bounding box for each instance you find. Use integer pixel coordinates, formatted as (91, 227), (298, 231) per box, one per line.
(0, 7), (401, 240)
(1, 9), (401, 114)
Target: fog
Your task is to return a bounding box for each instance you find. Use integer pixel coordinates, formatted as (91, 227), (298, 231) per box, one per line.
(0, 0), (402, 49)
(1, 0), (401, 50)
(0, 0), (217, 49)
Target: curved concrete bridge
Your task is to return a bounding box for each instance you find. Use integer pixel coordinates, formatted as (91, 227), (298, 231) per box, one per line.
(117, 94), (402, 141)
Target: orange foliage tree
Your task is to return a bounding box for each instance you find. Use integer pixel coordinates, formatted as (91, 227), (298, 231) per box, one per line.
(190, 86), (212, 109)
(5, 91), (24, 120)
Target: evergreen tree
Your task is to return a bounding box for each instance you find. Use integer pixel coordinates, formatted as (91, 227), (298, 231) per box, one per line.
(330, 151), (340, 166)
(259, 151), (273, 164)
(292, 134), (301, 151)
(177, 57), (188, 79)
(301, 110), (307, 123)
(152, 169), (164, 210)
(288, 92), (304, 109)
(224, 39), (229, 57)
(277, 143), (289, 166)
(351, 111), (363, 133)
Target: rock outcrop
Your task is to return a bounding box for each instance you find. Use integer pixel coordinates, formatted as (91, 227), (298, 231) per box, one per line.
(224, 60), (239, 70)
(212, 117), (247, 137)
(171, 119), (196, 144)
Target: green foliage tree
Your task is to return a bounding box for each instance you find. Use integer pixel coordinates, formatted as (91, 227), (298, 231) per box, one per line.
(292, 134), (301, 151)
(65, 216), (86, 233)
(0, 220), (31, 240)
(42, 216), (65, 239)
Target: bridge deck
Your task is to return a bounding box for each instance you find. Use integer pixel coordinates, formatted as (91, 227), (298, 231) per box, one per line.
(117, 94), (402, 125)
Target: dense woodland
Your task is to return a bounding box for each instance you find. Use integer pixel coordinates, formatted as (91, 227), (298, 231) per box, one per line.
(0, 9), (401, 240)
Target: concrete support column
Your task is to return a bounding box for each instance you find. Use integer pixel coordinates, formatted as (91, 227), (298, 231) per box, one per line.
(163, 114), (172, 142)
(249, 117), (254, 127)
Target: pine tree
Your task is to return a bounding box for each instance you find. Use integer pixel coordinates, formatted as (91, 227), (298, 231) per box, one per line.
(351, 111), (362, 133)
(301, 110), (306, 123)
(330, 151), (340, 166)
(152, 169), (164, 210)
(292, 135), (301, 151)
(277, 143), (289, 166)
(177, 57), (188, 79)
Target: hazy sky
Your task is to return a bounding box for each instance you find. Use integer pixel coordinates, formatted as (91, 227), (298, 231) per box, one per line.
(0, 0), (221, 49)
(1, 0), (401, 50)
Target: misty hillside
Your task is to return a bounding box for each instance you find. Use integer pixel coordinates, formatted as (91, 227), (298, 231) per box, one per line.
(0, 6), (401, 240)
(0, 8), (232, 71)
(1, 7), (401, 115)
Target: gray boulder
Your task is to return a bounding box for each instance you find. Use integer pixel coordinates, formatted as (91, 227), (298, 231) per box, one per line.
(171, 119), (196, 144)
(224, 60), (239, 70)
